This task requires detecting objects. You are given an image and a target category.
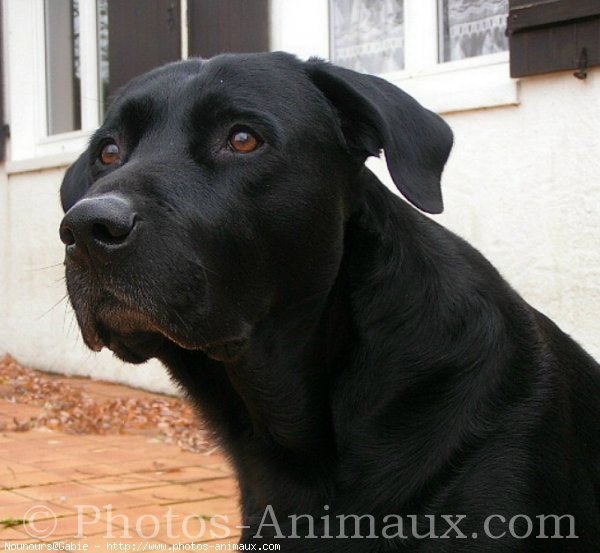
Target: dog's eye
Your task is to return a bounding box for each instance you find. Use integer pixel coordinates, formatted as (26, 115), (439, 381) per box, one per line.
(99, 141), (121, 165)
(228, 128), (261, 153)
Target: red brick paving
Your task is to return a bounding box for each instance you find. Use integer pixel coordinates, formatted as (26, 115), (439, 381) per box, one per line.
(0, 380), (241, 550)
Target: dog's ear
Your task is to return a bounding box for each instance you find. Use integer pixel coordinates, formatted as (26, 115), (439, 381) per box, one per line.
(60, 152), (92, 212)
(305, 59), (453, 214)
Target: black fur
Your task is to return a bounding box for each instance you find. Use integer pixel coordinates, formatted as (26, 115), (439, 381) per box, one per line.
(60, 52), (599, 551)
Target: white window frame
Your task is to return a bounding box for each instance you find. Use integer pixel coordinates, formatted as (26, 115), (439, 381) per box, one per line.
(271, 0), (518, 115)
(5, 0), (102, 172)
(6, 0), (191, 173)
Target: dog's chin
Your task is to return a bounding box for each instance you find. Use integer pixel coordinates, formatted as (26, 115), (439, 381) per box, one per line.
(96, 329), (248, 364)
(76, 317), (163, 364)
(78, 309), (249, 364)
(98, 326), (166, 364)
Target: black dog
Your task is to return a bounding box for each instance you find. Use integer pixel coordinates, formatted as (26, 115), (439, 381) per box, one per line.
(59, 52), (599, 551)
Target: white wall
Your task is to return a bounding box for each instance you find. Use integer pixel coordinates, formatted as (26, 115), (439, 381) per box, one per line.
(0, 1), (597, 392)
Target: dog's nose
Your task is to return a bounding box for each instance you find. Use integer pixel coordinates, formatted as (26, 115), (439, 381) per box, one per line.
(59, 195), (137, 261)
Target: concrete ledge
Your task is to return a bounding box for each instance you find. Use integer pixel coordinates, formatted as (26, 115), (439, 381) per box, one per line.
(6, 151), (79, 175)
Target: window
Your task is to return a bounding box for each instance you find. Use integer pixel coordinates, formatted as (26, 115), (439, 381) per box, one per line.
(5, 0), (105, 163)
(330, 0), (509, 71)
(330, 0), (405, 73)
(44, 0), (81, 135)
(97, 0), (109, 117)
(439, 0), (508, 62)
(323, 0), (516, 114)
(44, 0), (183, 136)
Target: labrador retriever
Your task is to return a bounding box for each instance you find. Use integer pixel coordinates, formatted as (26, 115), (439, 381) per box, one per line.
(59, 52), (599, 551)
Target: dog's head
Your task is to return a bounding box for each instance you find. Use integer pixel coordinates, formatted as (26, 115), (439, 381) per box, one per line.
(59, 52), (452, 364)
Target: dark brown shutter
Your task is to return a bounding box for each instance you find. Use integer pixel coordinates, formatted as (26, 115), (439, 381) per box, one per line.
(508, 0), (600, 78)
(188, 0), (269, 59)
(106, 0), (182, 98)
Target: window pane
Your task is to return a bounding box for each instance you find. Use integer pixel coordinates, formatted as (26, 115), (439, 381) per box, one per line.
(330, 0), (404, 74)
(439, 0), (508, 63)
(97, 0), (109, 119)
(45, 0), (81, 135)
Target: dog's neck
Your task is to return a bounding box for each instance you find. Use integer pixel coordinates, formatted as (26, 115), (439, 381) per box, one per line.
(161, 170), (537, 513)
(219, 172), (508, 438)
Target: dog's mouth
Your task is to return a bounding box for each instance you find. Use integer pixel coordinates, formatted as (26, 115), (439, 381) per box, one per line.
(95, 325), (165, 364)
(65, 250), (254, 364)
(76, 301), (168, 363)
(76, 299), (249, 364)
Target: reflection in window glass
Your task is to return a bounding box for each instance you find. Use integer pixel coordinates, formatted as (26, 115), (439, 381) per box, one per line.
(439, 0), (508, 63)
(330, 0), (404, 74)
(97, 0), (109, 120)
(45, 0), (81, 135)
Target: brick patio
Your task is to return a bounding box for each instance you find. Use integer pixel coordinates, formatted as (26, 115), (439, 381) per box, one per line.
(0, 378), (241, 550)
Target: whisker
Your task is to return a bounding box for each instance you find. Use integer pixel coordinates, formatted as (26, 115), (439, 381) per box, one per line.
(30, 262), (64, 272)
(197, 261), (219, 277)
(37, 294), (69, 321)
(68, 311), (77, 337)
(174, 309), (190, 332)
